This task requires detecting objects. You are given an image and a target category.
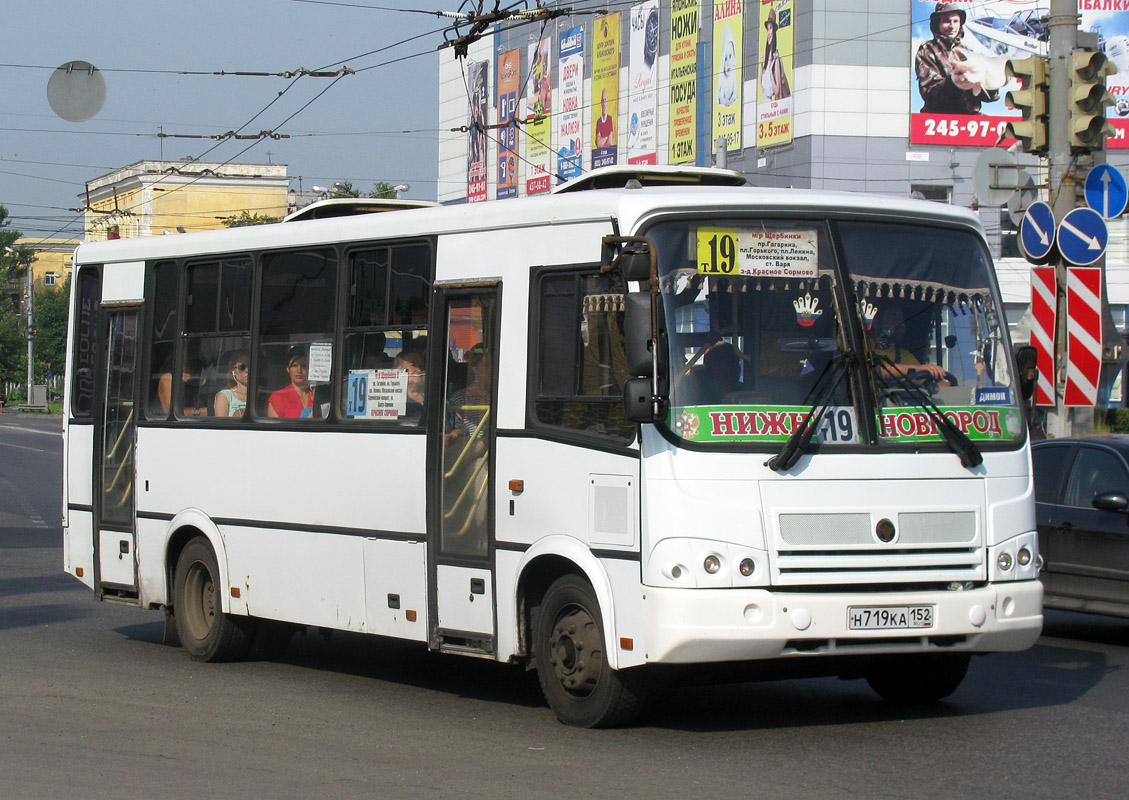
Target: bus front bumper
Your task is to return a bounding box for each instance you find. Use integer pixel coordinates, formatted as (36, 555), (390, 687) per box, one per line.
(640, 580), (1042, 664)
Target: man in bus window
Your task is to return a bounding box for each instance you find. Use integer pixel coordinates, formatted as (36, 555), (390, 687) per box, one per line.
(870, 304), (949, 382)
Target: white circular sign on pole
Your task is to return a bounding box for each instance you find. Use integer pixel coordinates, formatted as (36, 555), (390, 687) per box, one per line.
(47, 61), (106, 123)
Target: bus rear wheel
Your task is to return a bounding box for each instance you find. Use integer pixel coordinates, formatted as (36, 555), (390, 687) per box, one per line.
(865, 653), (970, 703)
(533, 575), (646, 728)
(173, 537), (252, 662)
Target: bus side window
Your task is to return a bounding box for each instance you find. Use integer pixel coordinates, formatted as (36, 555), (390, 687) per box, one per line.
(147, 261), (177, 419)
(531, 268), (634, 442)
(257, 248), (338, 421)
(341, 243), (431, 424)
(180, 257), (252, 419)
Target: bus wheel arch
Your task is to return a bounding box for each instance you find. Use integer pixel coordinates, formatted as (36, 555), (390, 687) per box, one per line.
(515, 540), (617, 666)
(531, 573), (647, 727)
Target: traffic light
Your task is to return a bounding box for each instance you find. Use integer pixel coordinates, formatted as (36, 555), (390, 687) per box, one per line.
(1068, 48), (1117, 150)
(1003, 56), (1049, 155)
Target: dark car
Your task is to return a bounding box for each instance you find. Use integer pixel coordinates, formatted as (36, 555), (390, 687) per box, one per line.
(1032, 435), (1129, 617)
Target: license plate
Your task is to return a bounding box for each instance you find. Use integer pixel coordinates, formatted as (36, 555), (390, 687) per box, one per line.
(847, 605), (934, 630)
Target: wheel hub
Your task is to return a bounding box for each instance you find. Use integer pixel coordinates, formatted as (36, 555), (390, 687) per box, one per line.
(549, 607), (602, 697)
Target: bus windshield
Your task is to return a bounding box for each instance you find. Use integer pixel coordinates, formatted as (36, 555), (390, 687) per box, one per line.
(651, 217), (1024, 448)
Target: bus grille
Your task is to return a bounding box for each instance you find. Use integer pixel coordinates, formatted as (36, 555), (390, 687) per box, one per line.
(773, 511), (984, 586)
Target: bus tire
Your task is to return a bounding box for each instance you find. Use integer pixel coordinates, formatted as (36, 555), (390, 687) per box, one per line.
(173, 537), (252, 662)
(865, 652), (970, 704)
(533, 574), (647, 728)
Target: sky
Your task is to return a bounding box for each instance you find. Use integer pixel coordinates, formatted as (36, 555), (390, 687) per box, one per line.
(1, 0), (475, 241)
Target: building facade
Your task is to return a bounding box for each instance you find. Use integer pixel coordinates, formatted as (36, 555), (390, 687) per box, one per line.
(82, 160), (290, 241)
(435, 1), (1129, 380)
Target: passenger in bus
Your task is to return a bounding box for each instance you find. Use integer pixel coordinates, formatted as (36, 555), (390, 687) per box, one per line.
(157, 356), (209, 417)
(214, 352), (249, 418)
(267, 345), (314, 418)
(446, 345), (489, 442)
(869, 305), (950, 383)
(361, 331), (391, 369)
(393, 350), (426, 419)
(682, 341), (743, 405)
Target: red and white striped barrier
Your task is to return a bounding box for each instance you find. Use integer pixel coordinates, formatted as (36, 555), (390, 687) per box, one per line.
(1064, 267), (1103, 407)
(1030, 266), (1057, 407)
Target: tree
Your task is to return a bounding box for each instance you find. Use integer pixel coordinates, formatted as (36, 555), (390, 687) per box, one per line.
(368, 182), (400, 199)
(34, 273), (70, 384)
(0, 205), (33, 284)
(330, 181), (360, 198)
(221, 210), (282, 227)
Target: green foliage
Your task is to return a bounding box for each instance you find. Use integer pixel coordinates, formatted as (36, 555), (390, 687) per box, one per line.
(1103, 407), (1129, 433)
(220, 210), (282, 227)
(1, 205), (33, 284)
(330, 181), (360, 198)
(368, 182), (400, 199)
(34, 274), (70, 381)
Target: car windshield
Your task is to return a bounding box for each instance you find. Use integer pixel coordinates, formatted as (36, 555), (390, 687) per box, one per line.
(649, 217), (1024, 449)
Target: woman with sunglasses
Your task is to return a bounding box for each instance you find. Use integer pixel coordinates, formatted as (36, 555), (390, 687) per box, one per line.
(214, 352), (249, 418)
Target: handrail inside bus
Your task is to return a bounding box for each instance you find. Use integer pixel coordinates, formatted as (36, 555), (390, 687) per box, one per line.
(443, 407), (491, 479)
(104, 404), (134, 462)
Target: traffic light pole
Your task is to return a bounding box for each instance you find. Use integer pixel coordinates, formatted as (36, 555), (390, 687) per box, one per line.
(1044, 0), (1078, 437)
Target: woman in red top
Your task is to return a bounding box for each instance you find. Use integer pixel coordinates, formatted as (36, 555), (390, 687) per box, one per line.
(268, 346), (313, 418)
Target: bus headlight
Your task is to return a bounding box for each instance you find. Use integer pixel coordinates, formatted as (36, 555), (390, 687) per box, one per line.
(703, 555), (721, 574)
(997, 551), (1013, 571)
(739, 558), (755, 577)
(1017, 547), (1032, 567)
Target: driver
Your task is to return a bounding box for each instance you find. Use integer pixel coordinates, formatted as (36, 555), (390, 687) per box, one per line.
(870, 305), (950, 382)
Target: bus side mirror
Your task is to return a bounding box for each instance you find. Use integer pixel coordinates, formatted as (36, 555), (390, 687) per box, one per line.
(623, 377), (667, 423)
(624, 292), (667, 377)
(1014, 344), (1037, 404)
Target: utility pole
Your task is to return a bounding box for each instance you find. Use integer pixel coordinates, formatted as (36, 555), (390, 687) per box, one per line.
(1044, 0), (1079, 437)
(25, 249), (33, 403)
(1011, 1), (1123, 437)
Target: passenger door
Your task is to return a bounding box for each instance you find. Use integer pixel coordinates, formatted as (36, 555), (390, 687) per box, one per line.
(427, 284), (499, 653)
(93, 308), (141, 596)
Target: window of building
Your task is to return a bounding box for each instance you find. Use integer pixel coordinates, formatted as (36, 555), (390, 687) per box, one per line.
(910, 184), (952, 203)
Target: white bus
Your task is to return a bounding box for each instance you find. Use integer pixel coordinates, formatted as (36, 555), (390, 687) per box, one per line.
(62, 167), (1042, 727)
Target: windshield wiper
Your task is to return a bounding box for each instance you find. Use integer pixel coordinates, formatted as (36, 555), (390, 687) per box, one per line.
(767, 352), (856, 472)
(872, 353), (983, 468)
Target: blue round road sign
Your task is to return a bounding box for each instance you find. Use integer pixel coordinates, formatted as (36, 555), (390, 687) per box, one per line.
(1020, 201), (1056, 263)
(1058, 206), (1108, 266)
(1085, 164), (1128, 220)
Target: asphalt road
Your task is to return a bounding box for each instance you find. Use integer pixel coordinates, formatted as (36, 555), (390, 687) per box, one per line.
(2, 412), (1127, 799)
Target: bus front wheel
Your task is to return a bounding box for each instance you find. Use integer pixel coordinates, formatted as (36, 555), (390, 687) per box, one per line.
(865, 653), (970, 703)
(533, 575), (647, 728)
(173, 537), (252, 662)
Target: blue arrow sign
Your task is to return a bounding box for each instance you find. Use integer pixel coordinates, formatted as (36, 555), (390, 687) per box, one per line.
(1020, 201), (1056, 263)
(1058, 206), (1108, 266)
(1084, 164), (1128, 220)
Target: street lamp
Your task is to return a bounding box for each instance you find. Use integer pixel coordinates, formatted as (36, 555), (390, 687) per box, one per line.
(4, 245), (34, 404)
(393, 184), (410, 198)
